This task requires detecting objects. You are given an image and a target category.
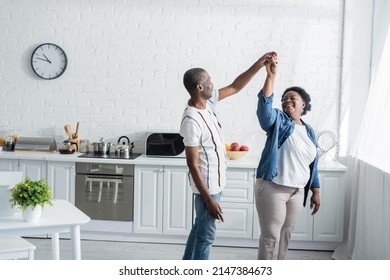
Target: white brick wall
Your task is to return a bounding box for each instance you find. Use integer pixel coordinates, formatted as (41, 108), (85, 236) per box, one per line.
(0, 0), (343, 155)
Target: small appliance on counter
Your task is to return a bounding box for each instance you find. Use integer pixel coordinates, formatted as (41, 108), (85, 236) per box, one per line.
(14, 136), (57, 152)
(145, 133), (185, 157)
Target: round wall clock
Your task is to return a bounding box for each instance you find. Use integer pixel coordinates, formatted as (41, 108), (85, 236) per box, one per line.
(31, 43), (68, 80)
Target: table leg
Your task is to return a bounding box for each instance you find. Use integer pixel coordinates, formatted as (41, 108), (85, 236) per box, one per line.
(28, 248), (35, 260)
(71, 224), (81, 260)
(51, 233), (60, 260)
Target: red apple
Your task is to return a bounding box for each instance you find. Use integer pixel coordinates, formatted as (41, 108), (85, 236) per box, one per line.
(240, 145), (249, 151)
(230, 142), (240, 151)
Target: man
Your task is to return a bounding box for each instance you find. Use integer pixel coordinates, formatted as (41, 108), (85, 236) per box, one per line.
(180, 51), (276, 260)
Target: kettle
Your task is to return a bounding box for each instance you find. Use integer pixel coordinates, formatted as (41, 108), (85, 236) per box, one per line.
(115, 136), (134, 158)
(59, 139), (77, 154)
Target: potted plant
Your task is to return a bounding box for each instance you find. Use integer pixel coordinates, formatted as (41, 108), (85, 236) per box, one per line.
(10, 177), (53, 222)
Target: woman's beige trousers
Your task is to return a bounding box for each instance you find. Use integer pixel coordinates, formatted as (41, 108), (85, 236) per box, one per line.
(255, 178), (304, 260)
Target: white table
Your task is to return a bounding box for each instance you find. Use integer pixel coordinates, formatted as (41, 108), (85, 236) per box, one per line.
(0, 199), (90, 260)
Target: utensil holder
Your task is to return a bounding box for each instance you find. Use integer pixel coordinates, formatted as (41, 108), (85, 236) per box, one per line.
(71, 138), (78, 152)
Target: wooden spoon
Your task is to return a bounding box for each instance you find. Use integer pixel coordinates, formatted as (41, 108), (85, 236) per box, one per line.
(75, 122), (80, 138)
(64, 124), (73, 140)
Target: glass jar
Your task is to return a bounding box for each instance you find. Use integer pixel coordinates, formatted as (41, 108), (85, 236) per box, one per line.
(4, 136), (15, 151)
(79, 139), (89, 153)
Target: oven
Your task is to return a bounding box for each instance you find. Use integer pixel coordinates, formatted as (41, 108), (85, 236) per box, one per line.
(75, 162), (134, 221)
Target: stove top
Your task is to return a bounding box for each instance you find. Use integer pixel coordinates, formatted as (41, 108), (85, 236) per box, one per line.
(78, 152), (142, 160)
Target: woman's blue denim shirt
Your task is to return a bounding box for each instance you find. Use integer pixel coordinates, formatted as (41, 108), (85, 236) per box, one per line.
(256, 90), (320, 206)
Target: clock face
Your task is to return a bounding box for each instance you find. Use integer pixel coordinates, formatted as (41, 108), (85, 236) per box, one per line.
(31, 43), (67, 80)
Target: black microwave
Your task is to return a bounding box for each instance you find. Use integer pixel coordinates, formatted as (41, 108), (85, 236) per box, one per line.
(145, 133), (185, 157)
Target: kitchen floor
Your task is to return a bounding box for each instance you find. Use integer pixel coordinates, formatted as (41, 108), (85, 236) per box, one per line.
(25, 238), (334, 260)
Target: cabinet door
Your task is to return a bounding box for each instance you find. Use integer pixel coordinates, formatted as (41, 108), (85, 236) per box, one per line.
(291, 205), (313, 241)
(217, 202), (253, 238)
(0, 159), (18, 171)
(217, 168), (255, 238)
(291, 170), (346, 242)
(133, 165), (163, 234)
(47, 161), (75, 204)
(313, 171), (345, 242)
(163, 166), (192, 235)
(253, 206), (260, 240)
(18, 159), (46, 181)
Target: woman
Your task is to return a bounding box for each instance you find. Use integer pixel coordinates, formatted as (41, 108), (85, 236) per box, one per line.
(255, 54), (320, 260)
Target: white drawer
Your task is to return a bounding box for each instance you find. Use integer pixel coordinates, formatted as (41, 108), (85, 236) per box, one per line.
(221, 168), (255, 203)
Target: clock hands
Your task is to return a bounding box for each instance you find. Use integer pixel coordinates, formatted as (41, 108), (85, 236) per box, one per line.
(36, 57), (51, 63)
(42, 53), (52, 63)
(35, 54), (52, 63)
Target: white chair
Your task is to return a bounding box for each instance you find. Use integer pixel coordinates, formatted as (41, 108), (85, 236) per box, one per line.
(0, 237), (36, 260)
(0, 171), (23, 217)
(0, 171), (36, 260)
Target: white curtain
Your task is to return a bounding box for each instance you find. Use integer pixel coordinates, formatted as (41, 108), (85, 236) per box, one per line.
(333, 157), (390, 259)
(351, 24), (390, 172)
(333, 23), (390, 260)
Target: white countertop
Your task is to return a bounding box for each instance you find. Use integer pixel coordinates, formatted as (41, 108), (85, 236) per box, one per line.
(0, 151), (347, 171)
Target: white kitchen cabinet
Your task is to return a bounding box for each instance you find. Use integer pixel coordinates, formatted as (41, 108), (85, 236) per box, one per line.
(253, 164), (346, 245)
(133, 165), (164, 234)
(133, 165), (192, 236)
(18, 159), (46, 181)
(289, 205), (313, 241)
(47, 161), (75, 204)
(1, 159), (47, 181)
(163, 166), (193, 235)
(0, 159), (18, 171)
(290, 169), (346, 242)
(134, 165), (257, 238)
(0, 159), (75, 204)
(313, 170), (345, 242)
(217, 168), (255, 238)
(216, 202), (253, 238)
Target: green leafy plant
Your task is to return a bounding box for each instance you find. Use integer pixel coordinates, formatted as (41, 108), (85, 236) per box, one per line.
(10, 177), (53, 210)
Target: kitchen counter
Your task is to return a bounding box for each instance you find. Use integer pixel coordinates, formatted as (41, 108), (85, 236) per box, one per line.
(0, 151), (259, 168)
(0, 151), (346, 170)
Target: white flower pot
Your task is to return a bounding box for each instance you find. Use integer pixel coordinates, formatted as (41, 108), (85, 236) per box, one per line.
(22, 205), (42, 223)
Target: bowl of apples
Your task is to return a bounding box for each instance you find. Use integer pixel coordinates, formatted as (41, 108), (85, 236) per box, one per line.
(225, 142), (249, 160)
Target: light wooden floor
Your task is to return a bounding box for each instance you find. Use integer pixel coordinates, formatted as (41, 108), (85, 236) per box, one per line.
(25, 238), (334, 260)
